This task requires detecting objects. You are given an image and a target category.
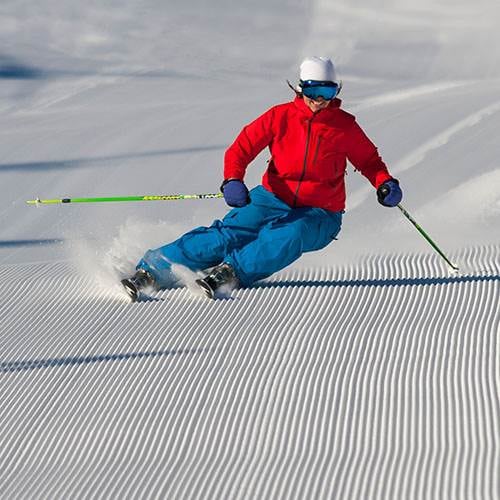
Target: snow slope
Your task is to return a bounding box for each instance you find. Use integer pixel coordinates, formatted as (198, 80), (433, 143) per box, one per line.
(0, 0), (498, 498)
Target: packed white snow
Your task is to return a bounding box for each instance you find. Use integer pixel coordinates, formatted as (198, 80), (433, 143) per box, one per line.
(0, 0), (498, 498)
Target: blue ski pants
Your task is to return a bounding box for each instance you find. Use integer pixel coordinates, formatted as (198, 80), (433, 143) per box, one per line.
(137, 185), (342, 287)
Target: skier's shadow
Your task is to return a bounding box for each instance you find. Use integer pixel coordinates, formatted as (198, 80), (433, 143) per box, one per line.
(256, 274), (499, 290)
(136, 294), (164, 303)
(0, 239), (64, 248)
(0, 347), (208, 374)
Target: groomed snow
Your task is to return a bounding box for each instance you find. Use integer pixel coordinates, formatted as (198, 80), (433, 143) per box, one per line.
(0, 0), (498, 498)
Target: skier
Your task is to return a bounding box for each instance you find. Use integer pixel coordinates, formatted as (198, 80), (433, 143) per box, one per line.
(121, 56), (403, 301)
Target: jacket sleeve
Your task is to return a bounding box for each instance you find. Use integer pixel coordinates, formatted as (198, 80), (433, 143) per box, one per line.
(224, 107), (275, 180)
(345, 121), (392, 188)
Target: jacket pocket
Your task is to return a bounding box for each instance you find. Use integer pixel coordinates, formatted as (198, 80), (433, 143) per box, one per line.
(311, 136), (322, 166)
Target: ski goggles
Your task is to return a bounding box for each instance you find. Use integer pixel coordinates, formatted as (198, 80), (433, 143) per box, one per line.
(300, 80), (339, 101)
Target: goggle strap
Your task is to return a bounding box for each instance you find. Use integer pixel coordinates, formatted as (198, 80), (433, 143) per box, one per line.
(286, 79), (301, 97)
(300, 80), (339, 89)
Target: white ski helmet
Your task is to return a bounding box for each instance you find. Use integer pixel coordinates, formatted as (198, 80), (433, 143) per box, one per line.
(299, 56), (338, 83)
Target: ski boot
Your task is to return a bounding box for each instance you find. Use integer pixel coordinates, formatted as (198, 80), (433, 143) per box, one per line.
(121, 269), (155, 302)
(196, 262), (240, 299)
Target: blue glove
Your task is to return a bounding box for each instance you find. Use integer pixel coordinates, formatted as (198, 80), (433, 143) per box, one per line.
(377, 179), (403, 207)
(221, 179), (250, 207)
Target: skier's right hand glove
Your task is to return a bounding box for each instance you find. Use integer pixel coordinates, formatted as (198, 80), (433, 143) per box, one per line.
(377, 178), (403, 207)
(221, 179), (250, 207)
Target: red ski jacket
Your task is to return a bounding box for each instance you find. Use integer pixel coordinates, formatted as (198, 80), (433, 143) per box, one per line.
(224, 96), (392, 212)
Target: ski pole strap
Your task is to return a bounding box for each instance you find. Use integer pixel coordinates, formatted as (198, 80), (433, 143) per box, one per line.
(26, 193), (224, 205)
(397, 204), (459, 271)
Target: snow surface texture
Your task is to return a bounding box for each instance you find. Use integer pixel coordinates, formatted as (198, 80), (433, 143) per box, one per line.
(0, 0), (499, 498)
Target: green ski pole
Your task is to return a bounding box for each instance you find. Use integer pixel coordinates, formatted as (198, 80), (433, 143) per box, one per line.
(396, 203), (459, 271)
(26, 193), (223, 205)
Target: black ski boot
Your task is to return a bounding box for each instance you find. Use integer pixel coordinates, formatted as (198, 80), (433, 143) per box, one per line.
(121, 269), (155, 302)
(196, 262), (239, 299)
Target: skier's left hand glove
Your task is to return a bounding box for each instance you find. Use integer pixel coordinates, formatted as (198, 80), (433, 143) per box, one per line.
(221, 179), (250, 207)
(377, 179), (403, 207)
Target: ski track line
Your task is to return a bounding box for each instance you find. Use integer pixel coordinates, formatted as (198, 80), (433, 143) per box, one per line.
(0, 246), (499, 499)
(350, 80), (473, 113)
(348, 98), (500, 211)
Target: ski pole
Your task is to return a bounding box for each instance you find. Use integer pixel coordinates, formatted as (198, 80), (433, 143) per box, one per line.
(396, 203), (459, 271)
(26, 193), (223, 205)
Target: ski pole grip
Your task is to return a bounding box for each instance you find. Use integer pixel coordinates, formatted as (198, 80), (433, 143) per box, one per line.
(379, 185), (390, 197)
(376, 184), (390, 205)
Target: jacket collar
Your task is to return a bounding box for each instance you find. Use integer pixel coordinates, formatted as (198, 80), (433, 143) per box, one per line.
(293, 96), (342, 118)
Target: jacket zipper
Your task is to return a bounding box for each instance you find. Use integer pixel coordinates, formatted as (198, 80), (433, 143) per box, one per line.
(292, 118), (314, 207)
